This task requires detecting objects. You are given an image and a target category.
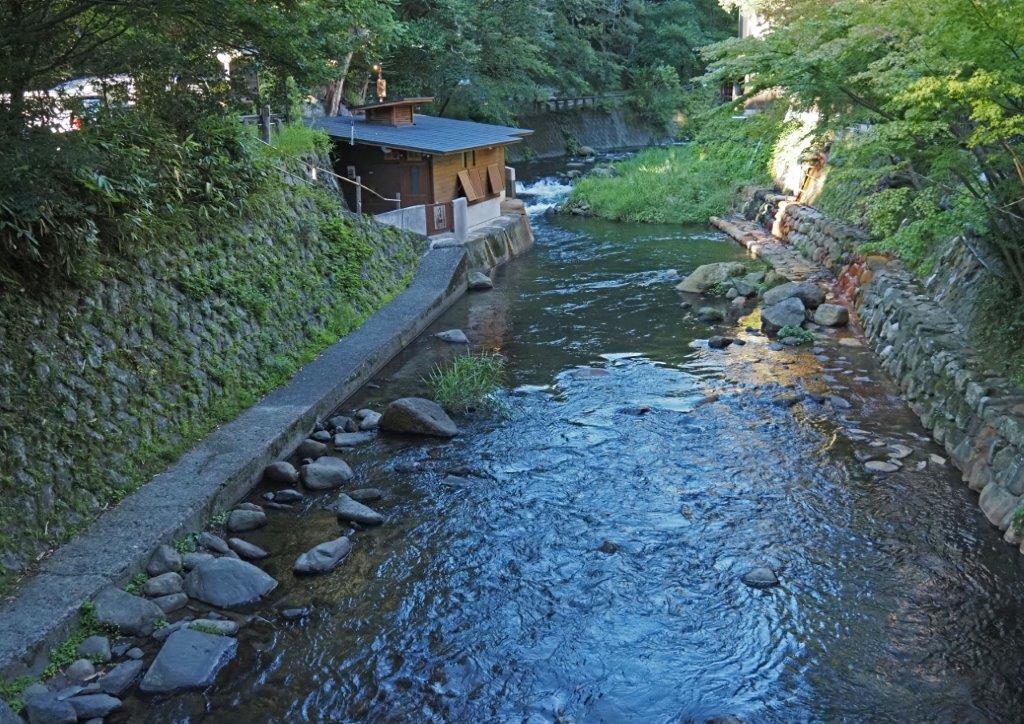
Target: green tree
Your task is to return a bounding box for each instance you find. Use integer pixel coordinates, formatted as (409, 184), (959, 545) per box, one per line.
(704, 0), (1024, 293)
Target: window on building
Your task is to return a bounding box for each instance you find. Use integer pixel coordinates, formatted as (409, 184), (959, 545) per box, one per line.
(410, 165), (420, 195)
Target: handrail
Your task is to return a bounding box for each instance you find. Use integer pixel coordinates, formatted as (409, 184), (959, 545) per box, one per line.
(251, 135), (400, 204)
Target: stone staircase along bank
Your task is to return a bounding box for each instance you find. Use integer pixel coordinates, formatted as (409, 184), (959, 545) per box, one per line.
(721, 187), (1024, 553)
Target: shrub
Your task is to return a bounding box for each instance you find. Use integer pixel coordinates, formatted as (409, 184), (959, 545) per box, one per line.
(776, 324), (815, 344)
(426, 352), (507, 415)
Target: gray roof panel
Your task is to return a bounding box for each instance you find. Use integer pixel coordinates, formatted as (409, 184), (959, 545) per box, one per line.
(312, 114), (532, 155)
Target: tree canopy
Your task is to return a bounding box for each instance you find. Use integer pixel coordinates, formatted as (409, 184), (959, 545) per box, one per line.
(703, 0), (1024, 293)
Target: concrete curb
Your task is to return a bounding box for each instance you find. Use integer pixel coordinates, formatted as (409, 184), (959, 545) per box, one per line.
(0, 244), (468, 678)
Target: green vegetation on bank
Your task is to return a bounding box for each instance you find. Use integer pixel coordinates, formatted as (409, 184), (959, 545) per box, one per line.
(704, 0), (1024, 295)
(564, 103), (788, 223)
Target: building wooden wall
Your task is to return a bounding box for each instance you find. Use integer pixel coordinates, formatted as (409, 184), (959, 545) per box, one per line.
(432, 146), (506, 204)
(333, 141), (507, 213)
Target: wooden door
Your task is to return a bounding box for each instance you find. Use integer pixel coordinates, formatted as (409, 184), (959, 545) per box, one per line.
(400, 161), (431, 207)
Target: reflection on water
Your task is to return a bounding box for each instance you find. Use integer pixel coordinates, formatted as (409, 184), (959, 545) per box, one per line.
(137, 166), (1024, 722)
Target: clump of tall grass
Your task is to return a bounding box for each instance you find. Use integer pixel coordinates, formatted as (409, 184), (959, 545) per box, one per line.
(426, 351), (507, 415)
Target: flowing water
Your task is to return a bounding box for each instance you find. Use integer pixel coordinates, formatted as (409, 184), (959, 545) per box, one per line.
(134, 163), (1024, 722)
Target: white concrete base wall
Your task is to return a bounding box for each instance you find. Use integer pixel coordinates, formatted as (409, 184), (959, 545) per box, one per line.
(466, 193), (505, 229)
(374, 206), (427, 236)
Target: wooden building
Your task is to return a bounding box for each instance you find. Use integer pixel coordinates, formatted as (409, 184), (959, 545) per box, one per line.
(314, 98), (532, 236)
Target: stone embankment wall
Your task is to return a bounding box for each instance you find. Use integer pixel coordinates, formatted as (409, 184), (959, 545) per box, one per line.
(508, 107), (673, 160)
(740, 188), (1024, 551)
(0, 183), (425, 581)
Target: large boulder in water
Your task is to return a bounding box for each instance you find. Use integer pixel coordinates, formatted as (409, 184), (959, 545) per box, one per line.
(327, 494), (384, 526)
(813, 303), (849, 327)
(379, 398), (459, 437)
(300, 456), (354, 491)
(183, 556), (277, 608)
(139, 629), (237, 694)
(761, 297), (806, 333)
(294, 537), (353, 575)
(762, 281), (824, 309)
(675, 262), (747, 293)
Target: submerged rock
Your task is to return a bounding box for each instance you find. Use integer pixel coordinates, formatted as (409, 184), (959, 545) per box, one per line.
(328, 494), (384, 526)
(358, 411), (382, 430)
(183, 557), (277, 608)
(696, 306), (724, 323)
(597, 540), (619, 554)
(435, 329), (469, 344)
(676, 262), (747, 294)
(741, 566), (779, 589)
(301, 457), (354, 491)
(228, 538), (269, 561)
(348, 488), (384, 502)
(274, 488), (304, 504)
(333, 431), (375, 448)
(139, 629), (237, 694)
(865, 460), (899, 473)
(227, 508), (267, 533)
(380, 398), (460, 438)
(468, 271), (494, 290)
(294, 537), (353, 574)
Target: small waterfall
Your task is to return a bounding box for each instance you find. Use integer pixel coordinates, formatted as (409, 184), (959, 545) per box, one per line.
(517, 177), (574, 215)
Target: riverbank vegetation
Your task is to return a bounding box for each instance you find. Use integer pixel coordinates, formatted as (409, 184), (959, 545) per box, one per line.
(563, 102), (788, 223)
(705, 0), (1024, 380)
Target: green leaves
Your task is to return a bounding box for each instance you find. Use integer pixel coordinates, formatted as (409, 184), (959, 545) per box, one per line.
(707, 0), (1024, 294)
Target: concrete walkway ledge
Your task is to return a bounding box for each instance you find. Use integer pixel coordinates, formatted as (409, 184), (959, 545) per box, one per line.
(0, 243), (469, 678)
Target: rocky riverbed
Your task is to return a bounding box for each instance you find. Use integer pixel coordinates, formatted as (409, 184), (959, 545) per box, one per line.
(16, 169), (1024, 722)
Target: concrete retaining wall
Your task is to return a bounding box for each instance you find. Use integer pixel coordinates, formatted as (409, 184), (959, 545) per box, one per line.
(508, 107), (672, 161)
(738, 188), (1024, 552)
(0, 211), (534, 679)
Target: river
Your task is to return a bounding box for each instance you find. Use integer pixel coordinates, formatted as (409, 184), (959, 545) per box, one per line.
(133, 161), (1024, 722)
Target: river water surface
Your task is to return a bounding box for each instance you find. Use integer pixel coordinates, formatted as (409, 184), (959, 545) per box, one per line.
(141, 163), (1024, 722)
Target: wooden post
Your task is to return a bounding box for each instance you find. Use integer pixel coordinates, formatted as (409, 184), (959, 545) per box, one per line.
(355, 176), (362, 214)
(259, 105), (272, 144)
(395, 192), (401, 210)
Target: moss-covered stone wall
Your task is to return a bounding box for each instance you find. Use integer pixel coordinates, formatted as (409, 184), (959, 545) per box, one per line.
(0, 181), (425, 585)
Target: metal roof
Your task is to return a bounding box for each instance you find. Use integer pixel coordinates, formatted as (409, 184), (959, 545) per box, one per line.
(312, 113), (532, 155)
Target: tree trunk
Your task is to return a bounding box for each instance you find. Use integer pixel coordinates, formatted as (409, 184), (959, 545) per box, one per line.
(322, 50), (356, 116)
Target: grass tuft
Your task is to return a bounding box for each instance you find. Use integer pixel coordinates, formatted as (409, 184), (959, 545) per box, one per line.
(426, 352), (508, 415)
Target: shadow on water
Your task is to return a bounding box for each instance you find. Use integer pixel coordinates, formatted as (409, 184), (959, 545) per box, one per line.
(135, 163), (1024, 722)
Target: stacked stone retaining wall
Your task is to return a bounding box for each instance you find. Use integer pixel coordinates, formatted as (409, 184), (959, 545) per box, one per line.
(0, 183), (426, 582)
(738, 187), (1024, 551)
